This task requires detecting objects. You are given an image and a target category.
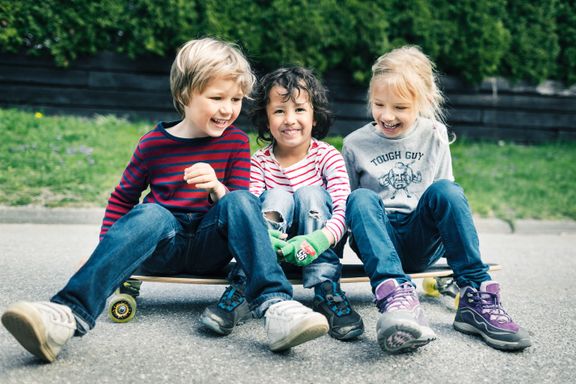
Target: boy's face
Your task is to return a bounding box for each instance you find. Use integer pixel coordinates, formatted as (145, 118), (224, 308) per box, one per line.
(266, 85), (315, 154)
(183, 76), (244, 138)
(370, 79), (417, 138)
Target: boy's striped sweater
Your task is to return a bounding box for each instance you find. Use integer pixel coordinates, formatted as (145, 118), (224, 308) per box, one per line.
(100, 121), (250, 238)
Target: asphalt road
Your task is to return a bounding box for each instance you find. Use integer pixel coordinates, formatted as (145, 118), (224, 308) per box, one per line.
(0, 222), (575, 384)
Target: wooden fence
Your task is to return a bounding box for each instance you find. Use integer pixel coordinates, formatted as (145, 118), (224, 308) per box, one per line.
(1, 52), (575, 142)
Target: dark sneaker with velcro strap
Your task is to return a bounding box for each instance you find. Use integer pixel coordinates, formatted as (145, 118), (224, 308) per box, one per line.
(201, 285), (252, 335)
(313, 281), (364, 340)
(453, 281), (531, 351)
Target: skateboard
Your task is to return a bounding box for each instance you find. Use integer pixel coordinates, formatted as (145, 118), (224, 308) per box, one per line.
(107, 262), (501, 323)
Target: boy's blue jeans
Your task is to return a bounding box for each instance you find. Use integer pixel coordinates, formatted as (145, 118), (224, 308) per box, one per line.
(346, 180), (490, 292)
(51, 190), (292, 334)
(230, 186), (342, 290)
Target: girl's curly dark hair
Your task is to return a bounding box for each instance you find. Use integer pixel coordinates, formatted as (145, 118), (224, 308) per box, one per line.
(250, 67), (333, 144)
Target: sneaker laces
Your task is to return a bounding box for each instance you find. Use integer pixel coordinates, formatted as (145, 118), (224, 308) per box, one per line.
(376, 283), (417, 313)
(321, 282), (351, 317)
(467, 290), (512, 324)
(217, 286), (245, 312)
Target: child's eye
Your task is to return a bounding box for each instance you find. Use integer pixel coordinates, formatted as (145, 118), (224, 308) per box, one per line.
(396, 106), (408, 110)
(211, 96), (222, 101)
(232, 97), (242, 103)
(273, 109), (284, 115)
(296, 107), (307, 113)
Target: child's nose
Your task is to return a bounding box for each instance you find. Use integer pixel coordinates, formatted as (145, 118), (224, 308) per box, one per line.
(283, 111), (296, 125)
(219, 101), (233, 115)
(380, 108), (394, 122)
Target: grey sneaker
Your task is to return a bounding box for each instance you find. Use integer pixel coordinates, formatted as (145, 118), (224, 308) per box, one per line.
(201, 285), (252, 335)
(2, 301), (76, 362)
(454, 281), (531, 351)
(375, 279), (436, 354)
(265, 300), (328, 352)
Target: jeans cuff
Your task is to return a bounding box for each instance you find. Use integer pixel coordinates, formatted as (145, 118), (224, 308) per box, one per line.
(51, 298), (93, 336)
(250, 293), (291, 318)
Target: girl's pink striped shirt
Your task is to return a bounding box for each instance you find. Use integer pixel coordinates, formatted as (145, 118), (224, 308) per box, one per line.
(250, 139), (350, 242)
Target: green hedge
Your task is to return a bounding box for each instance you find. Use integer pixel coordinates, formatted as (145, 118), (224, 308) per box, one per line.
(1, 0), (574, 85)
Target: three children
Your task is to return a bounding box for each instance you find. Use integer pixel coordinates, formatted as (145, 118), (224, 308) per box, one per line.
(2, 40), (531, 363)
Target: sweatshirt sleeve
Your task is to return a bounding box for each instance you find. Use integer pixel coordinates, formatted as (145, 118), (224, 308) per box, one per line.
(99, 142), (148, 239)
(320, 145), (350, 243)
(342, 141), (359, 191)
(433, 124), (455, 182)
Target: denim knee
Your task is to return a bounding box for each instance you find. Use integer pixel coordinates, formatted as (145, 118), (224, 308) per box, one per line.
(219, 190), (260, 211)
(424, 180), (468, 210)
(260, 189), (294, 231)
(293, 185), (331, 207)
(346, 189), (381, 220)
(116, 203), (178, 238)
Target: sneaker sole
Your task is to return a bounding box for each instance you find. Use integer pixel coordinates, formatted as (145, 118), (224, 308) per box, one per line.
(269, 317), (329, 352)
(2, 304), (55, 362)
(329, 322), (365, 341)
(200, 313), (232, 335)
(378, 325), (436, 354)
(200, 310), (252, 336)
(377, 322), (436, 354)
(453, 321), (532, 351)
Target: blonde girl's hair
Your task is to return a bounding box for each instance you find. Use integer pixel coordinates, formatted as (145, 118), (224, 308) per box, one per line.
(369, 45), (445, 124)
(170, 37), (256, 117)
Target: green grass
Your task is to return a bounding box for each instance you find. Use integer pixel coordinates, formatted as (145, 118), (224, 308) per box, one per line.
(1, 108), (574, 221)
(451, 139), (576, 222)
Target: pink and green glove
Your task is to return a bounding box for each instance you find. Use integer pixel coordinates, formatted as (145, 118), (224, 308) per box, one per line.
(277, 230), (330, 267)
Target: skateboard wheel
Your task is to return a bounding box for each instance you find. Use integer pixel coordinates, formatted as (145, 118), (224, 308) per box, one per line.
(422, 277), (441, 297)
(454, 292), (460, 309)
(108, 294), (137, 323)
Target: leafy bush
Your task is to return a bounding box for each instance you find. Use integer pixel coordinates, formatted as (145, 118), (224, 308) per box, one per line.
(500, 0), (560, 83)
(0, 0), (574, 85)
(555, 0), (576, 84)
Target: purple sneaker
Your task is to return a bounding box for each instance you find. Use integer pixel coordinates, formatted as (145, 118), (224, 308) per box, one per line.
(453, 281), (531, 351)
(375, 279), (436, 354)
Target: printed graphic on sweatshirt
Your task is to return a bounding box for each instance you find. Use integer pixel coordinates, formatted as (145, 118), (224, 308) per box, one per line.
(378, 161), (422, 200)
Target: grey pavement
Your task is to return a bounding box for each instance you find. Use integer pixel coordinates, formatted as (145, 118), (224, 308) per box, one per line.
(0, 207), (575, 383)
(2, 205), (576, 234)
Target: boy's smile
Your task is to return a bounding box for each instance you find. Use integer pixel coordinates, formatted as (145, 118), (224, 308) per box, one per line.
(171, 76), (244, 138)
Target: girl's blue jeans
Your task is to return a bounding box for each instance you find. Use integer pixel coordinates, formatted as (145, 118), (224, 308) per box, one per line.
(229, 186), (343, 290)
(51, 190), (292, 334)
(346, 180), (490, 292)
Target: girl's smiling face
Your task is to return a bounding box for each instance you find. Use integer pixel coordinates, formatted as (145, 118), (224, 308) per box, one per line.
(266, 85), (315, 155)
(370, 78), (418, 138)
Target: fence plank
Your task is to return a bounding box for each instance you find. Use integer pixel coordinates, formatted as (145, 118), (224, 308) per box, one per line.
(1, 53), (575, 142)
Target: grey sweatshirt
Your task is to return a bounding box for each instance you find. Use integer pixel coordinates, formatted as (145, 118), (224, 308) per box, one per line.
(342, 118), (454, 214)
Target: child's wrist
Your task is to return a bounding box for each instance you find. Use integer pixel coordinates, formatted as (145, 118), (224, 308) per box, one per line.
(321, 228), (335, 246)
(211, 182), (227, 200)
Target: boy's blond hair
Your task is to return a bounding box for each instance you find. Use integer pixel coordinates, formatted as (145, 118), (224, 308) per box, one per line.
(170, 37), (256, 117)
(369, 46), (445, 124)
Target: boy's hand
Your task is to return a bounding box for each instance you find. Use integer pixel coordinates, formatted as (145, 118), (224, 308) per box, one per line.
(183, 162), (226, 199)
(277, 230), (330, 267)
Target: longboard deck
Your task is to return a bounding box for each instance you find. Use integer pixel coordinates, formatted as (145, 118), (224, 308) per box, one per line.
(130, 262), (502, 285)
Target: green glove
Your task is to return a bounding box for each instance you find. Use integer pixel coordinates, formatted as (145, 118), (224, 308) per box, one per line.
(279, 230), (330, 267)
(268, 230), (291, 259)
